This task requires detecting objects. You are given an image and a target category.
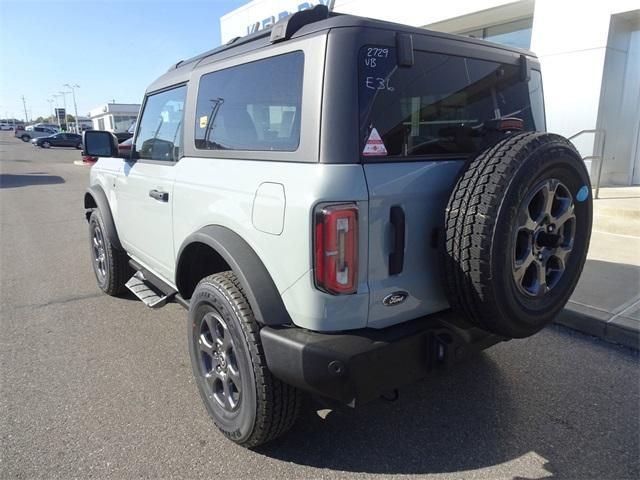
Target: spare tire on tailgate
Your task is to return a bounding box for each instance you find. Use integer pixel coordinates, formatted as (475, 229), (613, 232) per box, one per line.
(442, 132), (592, 339)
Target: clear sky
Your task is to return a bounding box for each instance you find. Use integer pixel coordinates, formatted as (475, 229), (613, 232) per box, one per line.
(0, 0), (247, 121)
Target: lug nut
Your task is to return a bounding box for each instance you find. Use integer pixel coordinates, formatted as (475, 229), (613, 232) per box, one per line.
(538, 253), (543, 260)
(548, 225), (554, 232)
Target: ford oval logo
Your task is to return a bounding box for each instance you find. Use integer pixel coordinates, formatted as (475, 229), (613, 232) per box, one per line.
(383, 291), (408, 306)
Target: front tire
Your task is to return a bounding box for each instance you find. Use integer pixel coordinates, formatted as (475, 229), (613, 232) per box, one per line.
(88, 209), (130, 295)
(188, 271), (302, 447)
(42, 141), (50, 148)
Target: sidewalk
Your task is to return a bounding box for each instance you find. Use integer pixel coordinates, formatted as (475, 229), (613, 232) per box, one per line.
(556, 187), (640, 349)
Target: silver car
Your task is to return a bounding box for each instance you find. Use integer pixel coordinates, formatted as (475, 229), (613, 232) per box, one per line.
(18, 126), (58, 142)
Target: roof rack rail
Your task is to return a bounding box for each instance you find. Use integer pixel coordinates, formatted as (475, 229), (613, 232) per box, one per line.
(167, 60), (183, 71)
(270, 4), (329, 43)
(167, 4), (330, 71)
(170, 29), (272, 71)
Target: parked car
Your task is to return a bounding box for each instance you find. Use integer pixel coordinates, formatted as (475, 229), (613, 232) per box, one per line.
(33, 123), (60, 130)
(19, 126), (58, 142)
(0, 123), (13, 130)
(13, 125), (25, 137)
(32, 132), (82, 148)
(82, 6), (592, 448)
(114, 131), (133, 143)
(118, 137), (133, 157)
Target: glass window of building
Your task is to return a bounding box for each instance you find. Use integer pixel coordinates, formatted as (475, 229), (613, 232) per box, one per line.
(113, 115), (137, 132)
(461, 17), (533, 49)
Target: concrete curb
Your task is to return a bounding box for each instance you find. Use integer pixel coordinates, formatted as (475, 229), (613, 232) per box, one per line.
(555, 304), (640, 350)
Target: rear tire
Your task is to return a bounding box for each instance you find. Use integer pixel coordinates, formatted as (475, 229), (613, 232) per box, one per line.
(88, 209), (130, 296)
(188, 271), (302, 447)
(21, 135), (29, 142)
(442, 132), (592, 338)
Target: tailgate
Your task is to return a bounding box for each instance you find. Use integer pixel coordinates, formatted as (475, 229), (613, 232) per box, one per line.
(364, 161), (462, 328)
(357, 42), (544, 328)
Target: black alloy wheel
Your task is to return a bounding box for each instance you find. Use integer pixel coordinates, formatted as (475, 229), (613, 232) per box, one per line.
(512, 178), (576, 298)
(197, 309), (242, 412)
(91, 220), (107, 284)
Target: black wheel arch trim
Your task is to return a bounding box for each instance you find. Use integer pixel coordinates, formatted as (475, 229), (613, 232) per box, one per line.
(177, 225), (293, 327)
(84, 185), (123, 250)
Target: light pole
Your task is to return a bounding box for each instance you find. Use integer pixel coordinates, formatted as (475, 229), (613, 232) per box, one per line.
(64, 84), (80, 133)
(46, 98), (55, 124)
(21, 95), (29, 123)
(58, 90), (71, 130)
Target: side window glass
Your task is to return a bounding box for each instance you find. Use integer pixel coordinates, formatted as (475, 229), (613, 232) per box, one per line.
(135, 85), (187, 162)
(194, 51), (304, 151)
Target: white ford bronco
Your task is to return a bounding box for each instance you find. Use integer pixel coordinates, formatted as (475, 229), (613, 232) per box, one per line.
(83, 6), (592, 447)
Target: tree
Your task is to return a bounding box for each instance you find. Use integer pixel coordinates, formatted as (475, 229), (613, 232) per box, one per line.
(66, 114), (75, 123)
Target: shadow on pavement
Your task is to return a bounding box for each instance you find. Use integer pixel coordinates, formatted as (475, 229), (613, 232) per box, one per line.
(256, 330), (639, 478)
(0, 173), (65, 189)
(258, 355), (522, 475)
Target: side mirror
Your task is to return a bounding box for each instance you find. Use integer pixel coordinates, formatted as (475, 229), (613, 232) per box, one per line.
(83, 130), (118, 158)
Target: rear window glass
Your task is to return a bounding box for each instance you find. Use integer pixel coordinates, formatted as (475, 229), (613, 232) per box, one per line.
(195, 51), (304, 151)
(359, 46), (545, 159)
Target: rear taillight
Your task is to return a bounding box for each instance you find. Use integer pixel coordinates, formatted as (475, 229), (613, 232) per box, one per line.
(314, 204), (358, 295)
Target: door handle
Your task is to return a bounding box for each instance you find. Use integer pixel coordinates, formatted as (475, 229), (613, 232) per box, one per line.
(149, 189), (169, 202)
(389, 205), (405, 275)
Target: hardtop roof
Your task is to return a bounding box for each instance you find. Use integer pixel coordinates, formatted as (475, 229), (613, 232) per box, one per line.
(146, 12), (537, 94)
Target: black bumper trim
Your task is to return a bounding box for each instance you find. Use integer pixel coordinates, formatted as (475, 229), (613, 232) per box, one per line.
(260, 310), (503, 406)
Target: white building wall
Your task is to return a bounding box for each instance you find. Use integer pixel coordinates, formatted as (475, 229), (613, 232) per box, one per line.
(220, 0), (528, 42)
(530, 0), (639, 185)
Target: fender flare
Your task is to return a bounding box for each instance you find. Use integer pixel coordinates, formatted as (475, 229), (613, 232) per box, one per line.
(84, 185), (123, 250)
(176, 225), (293, 326)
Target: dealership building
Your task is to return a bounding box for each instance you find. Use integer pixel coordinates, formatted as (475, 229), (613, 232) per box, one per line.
(87, 103), (140, 134)
(220, 0), (640, 186)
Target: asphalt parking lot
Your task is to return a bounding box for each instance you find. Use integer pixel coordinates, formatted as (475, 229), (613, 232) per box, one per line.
(1, 130), (638, 479)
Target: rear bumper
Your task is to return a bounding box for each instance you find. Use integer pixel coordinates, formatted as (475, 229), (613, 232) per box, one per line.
(260, 310), (502, 406)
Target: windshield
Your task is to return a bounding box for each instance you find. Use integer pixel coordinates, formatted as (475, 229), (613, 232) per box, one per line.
(359, 46), (545, 159)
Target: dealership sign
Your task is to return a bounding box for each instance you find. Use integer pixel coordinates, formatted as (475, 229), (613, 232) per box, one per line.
(55, 108), (66, 123)
(246, 0), (328, 35)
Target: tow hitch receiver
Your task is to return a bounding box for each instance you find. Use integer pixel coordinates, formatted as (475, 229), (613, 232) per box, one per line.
(430, 329), (468, 367)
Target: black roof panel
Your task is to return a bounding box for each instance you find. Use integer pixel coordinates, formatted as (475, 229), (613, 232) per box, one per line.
(147, 11), (537, 93)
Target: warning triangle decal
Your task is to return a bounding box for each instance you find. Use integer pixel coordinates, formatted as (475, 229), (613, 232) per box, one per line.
(363, 128), (388, 156)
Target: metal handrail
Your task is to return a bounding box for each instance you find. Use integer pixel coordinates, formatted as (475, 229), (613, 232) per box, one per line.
(567, 129), (606, 199)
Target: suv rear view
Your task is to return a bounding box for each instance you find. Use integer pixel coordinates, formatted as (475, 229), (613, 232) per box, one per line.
(82, 6), (591, 447)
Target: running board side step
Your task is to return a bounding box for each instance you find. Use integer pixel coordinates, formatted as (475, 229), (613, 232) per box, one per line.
(126, 272), (174, 308)
(126, 260), (177, 309)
